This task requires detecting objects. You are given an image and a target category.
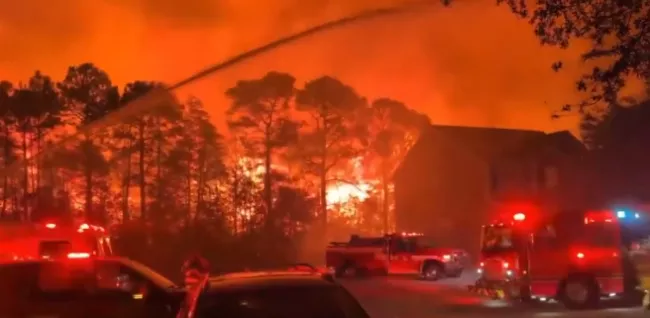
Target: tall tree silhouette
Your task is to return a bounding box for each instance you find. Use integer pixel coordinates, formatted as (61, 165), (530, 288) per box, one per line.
(118, 81), (167, 222)
(295, 76), (367, 228)
(180, 96), (224, 224)
(57, 63), (119, 221)
(26, 71), (63, 190)
(366, 98), (430, 232)
(0, 81), (15, 218)
(225, 71), (298, 231)
(10, 71), (63, 219)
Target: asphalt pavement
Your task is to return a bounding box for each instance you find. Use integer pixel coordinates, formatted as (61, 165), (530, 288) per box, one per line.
(342, 272), (649, 318)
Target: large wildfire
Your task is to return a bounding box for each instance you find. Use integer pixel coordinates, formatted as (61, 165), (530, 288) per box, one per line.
(234, 155), (375, 218)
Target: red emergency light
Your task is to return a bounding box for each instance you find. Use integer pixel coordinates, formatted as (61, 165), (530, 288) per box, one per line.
(584, 210), (615, 224)
(513, 213), (526, 221)
(45, 223), (56, 229)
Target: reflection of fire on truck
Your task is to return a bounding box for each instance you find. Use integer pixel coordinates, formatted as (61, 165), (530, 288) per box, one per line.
(0, 220), (113, 260)
(325, 232), (467, 281)
(469, 207), (650, 309)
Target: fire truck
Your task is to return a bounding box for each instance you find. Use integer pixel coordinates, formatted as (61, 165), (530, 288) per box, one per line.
(0, 220), (113, 260)
(325, 232), (467, 280)
(470, 208), (650, 309)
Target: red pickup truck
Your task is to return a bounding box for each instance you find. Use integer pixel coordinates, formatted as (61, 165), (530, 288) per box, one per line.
(325, 232), (468, 280)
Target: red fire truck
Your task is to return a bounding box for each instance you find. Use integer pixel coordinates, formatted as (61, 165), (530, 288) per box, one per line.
(325, 232), (467, 280)
(470, 208), (650, 309)
(0, 220), (113, 260)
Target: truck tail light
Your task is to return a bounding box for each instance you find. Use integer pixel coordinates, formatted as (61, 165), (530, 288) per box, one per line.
(503, 262), (509, 269)
(443, 254), (451, 261)
(45, 223), (56, 229)
(576, 252), (585, 259)
(479, 262), (484, 267)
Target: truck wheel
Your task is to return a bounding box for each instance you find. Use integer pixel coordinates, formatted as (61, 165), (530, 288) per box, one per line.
(421, 261), (444, 281)
(449, 268), (463, 278)
(559, 275), (599, 310)
(335, 262), (357, 278)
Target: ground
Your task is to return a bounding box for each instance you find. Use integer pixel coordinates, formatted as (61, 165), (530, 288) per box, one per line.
(342, 272), (648, 318)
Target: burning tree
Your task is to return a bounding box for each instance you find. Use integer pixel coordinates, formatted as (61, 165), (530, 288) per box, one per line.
(225, 71), (299, 232)
(365, 98), (430, 232)
(295, 76), (368, 229)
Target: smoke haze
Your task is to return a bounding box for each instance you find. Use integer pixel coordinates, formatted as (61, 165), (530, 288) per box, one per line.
(0, 0), (614, 134)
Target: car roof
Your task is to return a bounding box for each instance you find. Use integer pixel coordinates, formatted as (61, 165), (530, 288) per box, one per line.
(206, 271), (335, 293)
(0, 256), (129, 266)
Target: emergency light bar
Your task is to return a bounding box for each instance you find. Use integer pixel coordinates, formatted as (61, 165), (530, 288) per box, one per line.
(615, 210), (641, 219)
(400, 232), (423, 237)
(67, 252), (90, 259)
(41, 222), (106, 233)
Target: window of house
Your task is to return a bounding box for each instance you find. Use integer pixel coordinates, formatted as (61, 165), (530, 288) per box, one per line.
(489, 164), (499, 193)
(543, 166), (559, 189)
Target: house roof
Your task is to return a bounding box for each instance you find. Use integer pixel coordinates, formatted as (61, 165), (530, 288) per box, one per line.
(426, 125), (546, 160)
(502, 130), (586, 157)
(393, 125), (583, 180)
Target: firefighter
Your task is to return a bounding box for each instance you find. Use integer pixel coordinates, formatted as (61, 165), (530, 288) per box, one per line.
(181, 254), (210, 287)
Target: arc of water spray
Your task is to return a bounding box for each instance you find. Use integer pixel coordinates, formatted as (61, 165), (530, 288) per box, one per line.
(0, 0), (442, 180)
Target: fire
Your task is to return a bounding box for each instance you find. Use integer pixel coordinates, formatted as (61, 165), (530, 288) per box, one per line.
(326, 183), (370, 206)
(232, 155), (374, 218)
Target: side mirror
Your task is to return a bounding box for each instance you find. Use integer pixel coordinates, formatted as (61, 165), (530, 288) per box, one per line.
(117, 273), (134, 292)
(117, 273), (148, 296)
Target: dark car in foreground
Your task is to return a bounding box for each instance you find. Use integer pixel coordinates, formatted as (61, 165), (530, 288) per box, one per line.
(185, 268), (370, 318)
(0, 255), (184, 318)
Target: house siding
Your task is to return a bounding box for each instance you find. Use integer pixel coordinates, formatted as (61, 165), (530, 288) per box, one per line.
(394, 131), (491, 259)
(394, 126), (586, 261)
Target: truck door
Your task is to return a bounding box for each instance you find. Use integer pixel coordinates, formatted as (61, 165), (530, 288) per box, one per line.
(388, 238), (417, 274)
(92, 260), (147, 318)
(528, 226), (567, 297)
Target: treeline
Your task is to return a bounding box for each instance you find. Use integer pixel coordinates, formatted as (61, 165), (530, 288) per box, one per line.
(0, 64), (429, 273)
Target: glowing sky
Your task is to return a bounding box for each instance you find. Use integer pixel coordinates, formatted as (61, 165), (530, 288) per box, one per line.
(0, 0), (627, 135)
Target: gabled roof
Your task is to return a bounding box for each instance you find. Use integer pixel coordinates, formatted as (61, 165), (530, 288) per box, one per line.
(502, 130), (586, 157)
(426, 125), (546, 160)
(393, 125), (583, 181)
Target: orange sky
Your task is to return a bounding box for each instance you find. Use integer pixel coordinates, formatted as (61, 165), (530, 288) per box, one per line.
(0, 0), (632, 136)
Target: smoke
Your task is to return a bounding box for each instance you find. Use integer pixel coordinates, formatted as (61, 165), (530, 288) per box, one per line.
(107, 0), (225, 28)
(1, 0), (594, 134)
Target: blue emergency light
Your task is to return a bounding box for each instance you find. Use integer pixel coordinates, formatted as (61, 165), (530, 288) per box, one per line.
(616, 210), (641, 219)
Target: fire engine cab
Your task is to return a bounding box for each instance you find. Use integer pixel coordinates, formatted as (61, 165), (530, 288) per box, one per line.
(0, 220), (113, 261)
(471, 208), (650, 309)
(325, 232), (467, 280)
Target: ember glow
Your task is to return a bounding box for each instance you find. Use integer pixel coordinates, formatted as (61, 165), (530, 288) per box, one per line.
(234, 155), (373, 217)
(326, 182), (371, 207)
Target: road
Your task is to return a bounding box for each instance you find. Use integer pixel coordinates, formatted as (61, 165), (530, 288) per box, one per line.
(342, 274), (648, 318)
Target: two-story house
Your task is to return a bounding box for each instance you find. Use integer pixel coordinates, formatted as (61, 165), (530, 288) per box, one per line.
(392, 125), (586, 258)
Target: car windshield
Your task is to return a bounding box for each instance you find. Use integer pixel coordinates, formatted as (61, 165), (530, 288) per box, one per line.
(412, 236), (437, 248)
(195, 284), (369, 318)
(482, 226), (516, 252)
(121, 258), (177, 289)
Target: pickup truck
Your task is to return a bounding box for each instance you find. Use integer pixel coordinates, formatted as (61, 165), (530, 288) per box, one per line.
(325, 232), (468, 281)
